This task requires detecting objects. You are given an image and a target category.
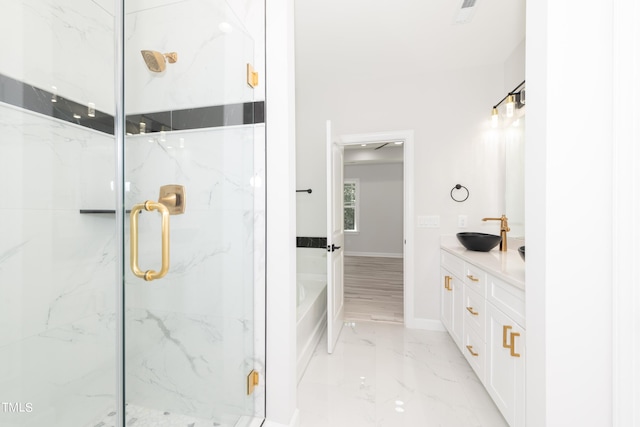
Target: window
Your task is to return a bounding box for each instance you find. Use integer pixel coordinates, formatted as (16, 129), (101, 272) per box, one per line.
(344, 179), (359, 233)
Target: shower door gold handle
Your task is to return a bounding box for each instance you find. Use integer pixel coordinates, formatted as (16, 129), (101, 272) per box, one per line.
(130, 201), (170, 281)
(130, 185), (186, 282)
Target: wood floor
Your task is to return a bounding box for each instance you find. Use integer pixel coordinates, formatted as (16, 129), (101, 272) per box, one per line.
(343, 255), (404, 323)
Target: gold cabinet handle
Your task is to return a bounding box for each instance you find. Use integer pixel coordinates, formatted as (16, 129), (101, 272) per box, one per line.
(467, 274), (479, 282)
(444, 275), (452, 291)
(466, 306), (479, 316)
(502, 325), (511, 348)
(466, 345), (479, 357)
(509, 332), (521, 358)
(130, 201), (170, 281)
(130, 185), (186, 282)
(502, 325), (521, 357)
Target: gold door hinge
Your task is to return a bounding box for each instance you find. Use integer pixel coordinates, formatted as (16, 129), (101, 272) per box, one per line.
(247, 369), (259, 395)
(247, 63), (259, 88)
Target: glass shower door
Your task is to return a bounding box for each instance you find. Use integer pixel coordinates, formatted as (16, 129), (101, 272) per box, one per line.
(121, 1), (264, 426)
(0, 1), (118, 426)
(0, 1), (263, 425)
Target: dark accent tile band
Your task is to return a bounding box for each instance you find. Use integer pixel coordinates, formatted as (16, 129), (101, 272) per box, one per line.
(79, 210), (131, 214)
(0, 72), (265, 135)
(297, 237), (328, 249)
(126, 101), (265, 135)
(0, 73), (114, 134)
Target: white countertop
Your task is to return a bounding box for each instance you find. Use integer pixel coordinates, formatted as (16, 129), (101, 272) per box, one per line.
(440, 236), (525, 290)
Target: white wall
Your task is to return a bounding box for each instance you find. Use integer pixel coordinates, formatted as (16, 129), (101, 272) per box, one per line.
(344, 163), (403, 256)
(504, 39), (526, 94)
(295, 63), (506, 323)
(526, 1), (614, 425)
(265, 0), (299, 425)
(612, 2), (640, 424)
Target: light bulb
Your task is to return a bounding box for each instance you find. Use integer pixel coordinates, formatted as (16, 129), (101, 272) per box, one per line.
(491, 107), (499, 128)
(506, 94), (515, 118)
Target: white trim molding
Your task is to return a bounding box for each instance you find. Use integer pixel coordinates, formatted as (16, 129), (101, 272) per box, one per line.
(344, 251), (403, 258)
(338, 130), (416, 328)
(613, 0), (640, 424)
(265, 0), (298, 424)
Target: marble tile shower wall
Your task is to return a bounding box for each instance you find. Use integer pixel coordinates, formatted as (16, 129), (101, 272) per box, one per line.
(0, 1), (115, 114)
(0, 104), (118, 427)
(123, 125), (263, 422)
(1, 0), (255, 118)
(0, 1), (265, 425)
(125, 0), (255, 115)
(0, 103), (265, 426)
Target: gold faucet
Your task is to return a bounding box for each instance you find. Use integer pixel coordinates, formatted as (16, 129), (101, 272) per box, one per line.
(482, 214), (510, 251)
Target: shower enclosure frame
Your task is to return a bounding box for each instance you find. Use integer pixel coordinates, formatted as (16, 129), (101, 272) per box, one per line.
(113, 0), (265, 424)
(114, 1), (126, 425)
(0, 0), (265, 424)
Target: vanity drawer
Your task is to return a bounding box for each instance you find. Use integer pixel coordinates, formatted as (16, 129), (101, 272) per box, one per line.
(463, 326), (485, 381)
(441, 250), (464, 278)
(487, 274), (525, 327)
(464, 263), (487, 295)
(463, 285), (486, 340)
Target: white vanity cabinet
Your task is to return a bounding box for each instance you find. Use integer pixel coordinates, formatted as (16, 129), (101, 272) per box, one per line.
(440, 251), (464, 350)
(461, 275), (487, 381)
(485, 274), (525, 427)
(486, 299), (525, 427)
(440, 242), (525, 427)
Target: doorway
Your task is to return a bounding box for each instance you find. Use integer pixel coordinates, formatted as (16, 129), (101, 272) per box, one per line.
(343, 143), (404, 323)
(336, 130), (415, 326)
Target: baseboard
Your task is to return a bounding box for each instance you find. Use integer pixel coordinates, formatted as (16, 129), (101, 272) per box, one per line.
(404, 317), (446, 331)
(344, 251), (403, 258)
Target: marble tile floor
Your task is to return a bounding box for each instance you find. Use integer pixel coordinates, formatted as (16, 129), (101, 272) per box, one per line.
(86, 404), (229, 427)
(344, 256), (404, 324)
(297, 321), (508, 427)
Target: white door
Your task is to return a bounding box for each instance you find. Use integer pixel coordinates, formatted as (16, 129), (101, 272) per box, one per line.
(326, 120), (345, 354)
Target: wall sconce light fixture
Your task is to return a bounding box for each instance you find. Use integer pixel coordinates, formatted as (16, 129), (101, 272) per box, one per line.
(491, 80), (525, 126)
(491, 107), (499, 128)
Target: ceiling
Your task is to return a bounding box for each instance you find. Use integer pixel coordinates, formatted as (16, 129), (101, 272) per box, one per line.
(295, 0), (526, 74)
(344, 144), (404, 165)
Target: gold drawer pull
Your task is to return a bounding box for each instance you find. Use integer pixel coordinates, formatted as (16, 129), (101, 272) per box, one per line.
(502, 325), (521, 358)
(467, 274), (480, 282)
(466, 345), (479, 357)
(466, 306), (479, 316)
(502, 325), (511, 348)
(444, 275), (452, 291)
(509, 332), (521, 358)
